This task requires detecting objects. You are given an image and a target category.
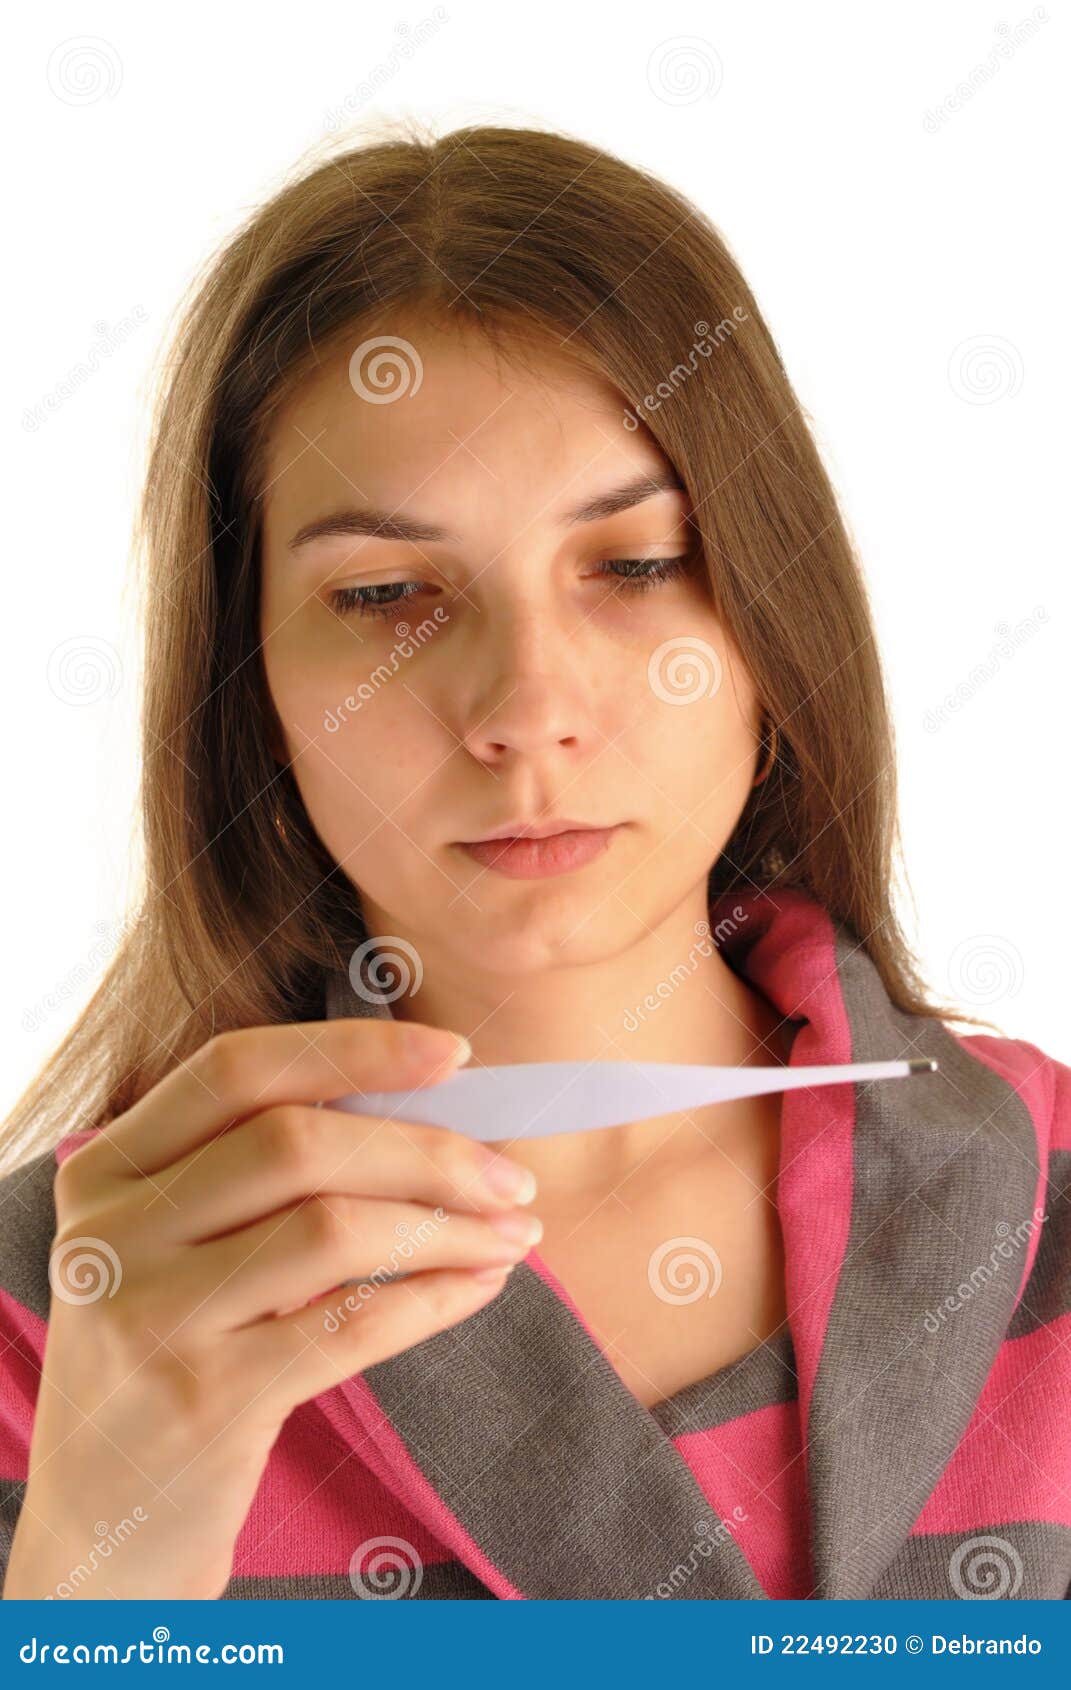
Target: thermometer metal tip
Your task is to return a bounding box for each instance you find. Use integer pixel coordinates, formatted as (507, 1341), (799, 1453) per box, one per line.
(907, 1058), (939, 1074)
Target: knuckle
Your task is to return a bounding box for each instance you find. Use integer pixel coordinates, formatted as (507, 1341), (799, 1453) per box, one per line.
(195, 1030), (248, 1101)
(258, 1106), (315, 1179)
(403, 1122), (478, 1185)
(422, 1272), (471, 1333)
(301, 1194), (350, 1252)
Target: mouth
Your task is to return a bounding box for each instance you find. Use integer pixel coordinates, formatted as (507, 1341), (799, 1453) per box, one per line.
(454, 823), (623, 880)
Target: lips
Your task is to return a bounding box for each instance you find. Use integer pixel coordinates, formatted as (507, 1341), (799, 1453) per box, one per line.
(457, 826), (621, 880)
(463, 819), (603, 843)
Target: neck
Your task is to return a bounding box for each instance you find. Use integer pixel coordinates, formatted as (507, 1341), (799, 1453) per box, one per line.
(364, 883), (792, 1195)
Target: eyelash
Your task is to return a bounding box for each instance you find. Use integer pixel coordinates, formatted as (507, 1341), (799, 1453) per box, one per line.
(327, 556), (693, 621)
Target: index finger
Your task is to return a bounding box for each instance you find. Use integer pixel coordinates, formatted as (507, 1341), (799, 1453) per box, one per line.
(70, 1017), (470, 1182)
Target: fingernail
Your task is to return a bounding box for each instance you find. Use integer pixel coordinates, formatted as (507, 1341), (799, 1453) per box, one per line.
(487, 1211), (543, 1246)
(403, 1024), (471, 1066)
(481, 1156), (538, 1204)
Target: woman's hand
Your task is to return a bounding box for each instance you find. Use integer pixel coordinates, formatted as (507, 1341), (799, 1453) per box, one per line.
(1, 1017), (539, 1600)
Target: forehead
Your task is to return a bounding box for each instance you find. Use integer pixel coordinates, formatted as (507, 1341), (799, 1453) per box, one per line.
(259, 319), (677, 529)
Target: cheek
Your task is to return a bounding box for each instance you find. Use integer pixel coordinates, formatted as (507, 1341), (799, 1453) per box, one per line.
(632, 634), (759, 809)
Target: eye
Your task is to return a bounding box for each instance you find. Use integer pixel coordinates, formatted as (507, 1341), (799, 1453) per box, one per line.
(328, 580), (426, 622)
(327, 554), (695, 622)
(594, 556), (693, 595)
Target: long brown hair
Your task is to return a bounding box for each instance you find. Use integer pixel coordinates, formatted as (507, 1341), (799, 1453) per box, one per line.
(3, 116), (999, 1172)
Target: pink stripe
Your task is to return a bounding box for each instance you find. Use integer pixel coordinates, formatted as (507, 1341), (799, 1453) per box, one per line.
(315, 1374), (524, 1599)
(525, 1249), (605, 1347)
(0, 1289), (46, 1479)
(739, 897), (856, 1460)
(913, 1312), (1071, 1533)
(674, 1401), (811, 1598)
(231, 1400), (458, 1577)
(54, 1127), (102, 1165)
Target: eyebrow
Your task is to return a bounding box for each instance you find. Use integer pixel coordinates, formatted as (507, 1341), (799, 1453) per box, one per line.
(286, 469), (687, 551)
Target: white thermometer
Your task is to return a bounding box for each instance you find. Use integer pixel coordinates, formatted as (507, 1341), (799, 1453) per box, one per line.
(327, 1055), (938, 1141)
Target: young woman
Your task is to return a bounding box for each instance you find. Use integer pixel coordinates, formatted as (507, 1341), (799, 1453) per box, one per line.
(2, 121), (1067, 1603)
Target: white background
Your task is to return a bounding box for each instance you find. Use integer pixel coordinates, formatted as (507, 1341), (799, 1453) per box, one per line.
(4, 0), (1068, 1119)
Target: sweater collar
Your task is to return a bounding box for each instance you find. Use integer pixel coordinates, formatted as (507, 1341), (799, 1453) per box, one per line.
(315, 886), (1041, 1598)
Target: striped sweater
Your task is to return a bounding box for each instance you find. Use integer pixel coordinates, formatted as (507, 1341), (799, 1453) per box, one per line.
(2, 887), (1069, 1599)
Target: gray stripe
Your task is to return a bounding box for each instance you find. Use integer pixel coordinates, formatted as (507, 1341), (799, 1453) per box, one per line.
(1007, 1147), (1071, 1339)
(0, 1147), (58, 1324)
(359, 1259), (765, 1598)
(871, 1521), (1071, 1600)
(1, 1478), (26, 1591)
(649, 1326), (797, 1439)
(805, 924), (1041, 1599)
(222, 1562), (494, 1599)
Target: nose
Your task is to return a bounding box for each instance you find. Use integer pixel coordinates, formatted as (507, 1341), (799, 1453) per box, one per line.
(463, 674), (582, 763)
(457, 603), (588, 765)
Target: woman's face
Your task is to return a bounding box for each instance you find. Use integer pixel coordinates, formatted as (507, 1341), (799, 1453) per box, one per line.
(258, 317), (764, 977)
